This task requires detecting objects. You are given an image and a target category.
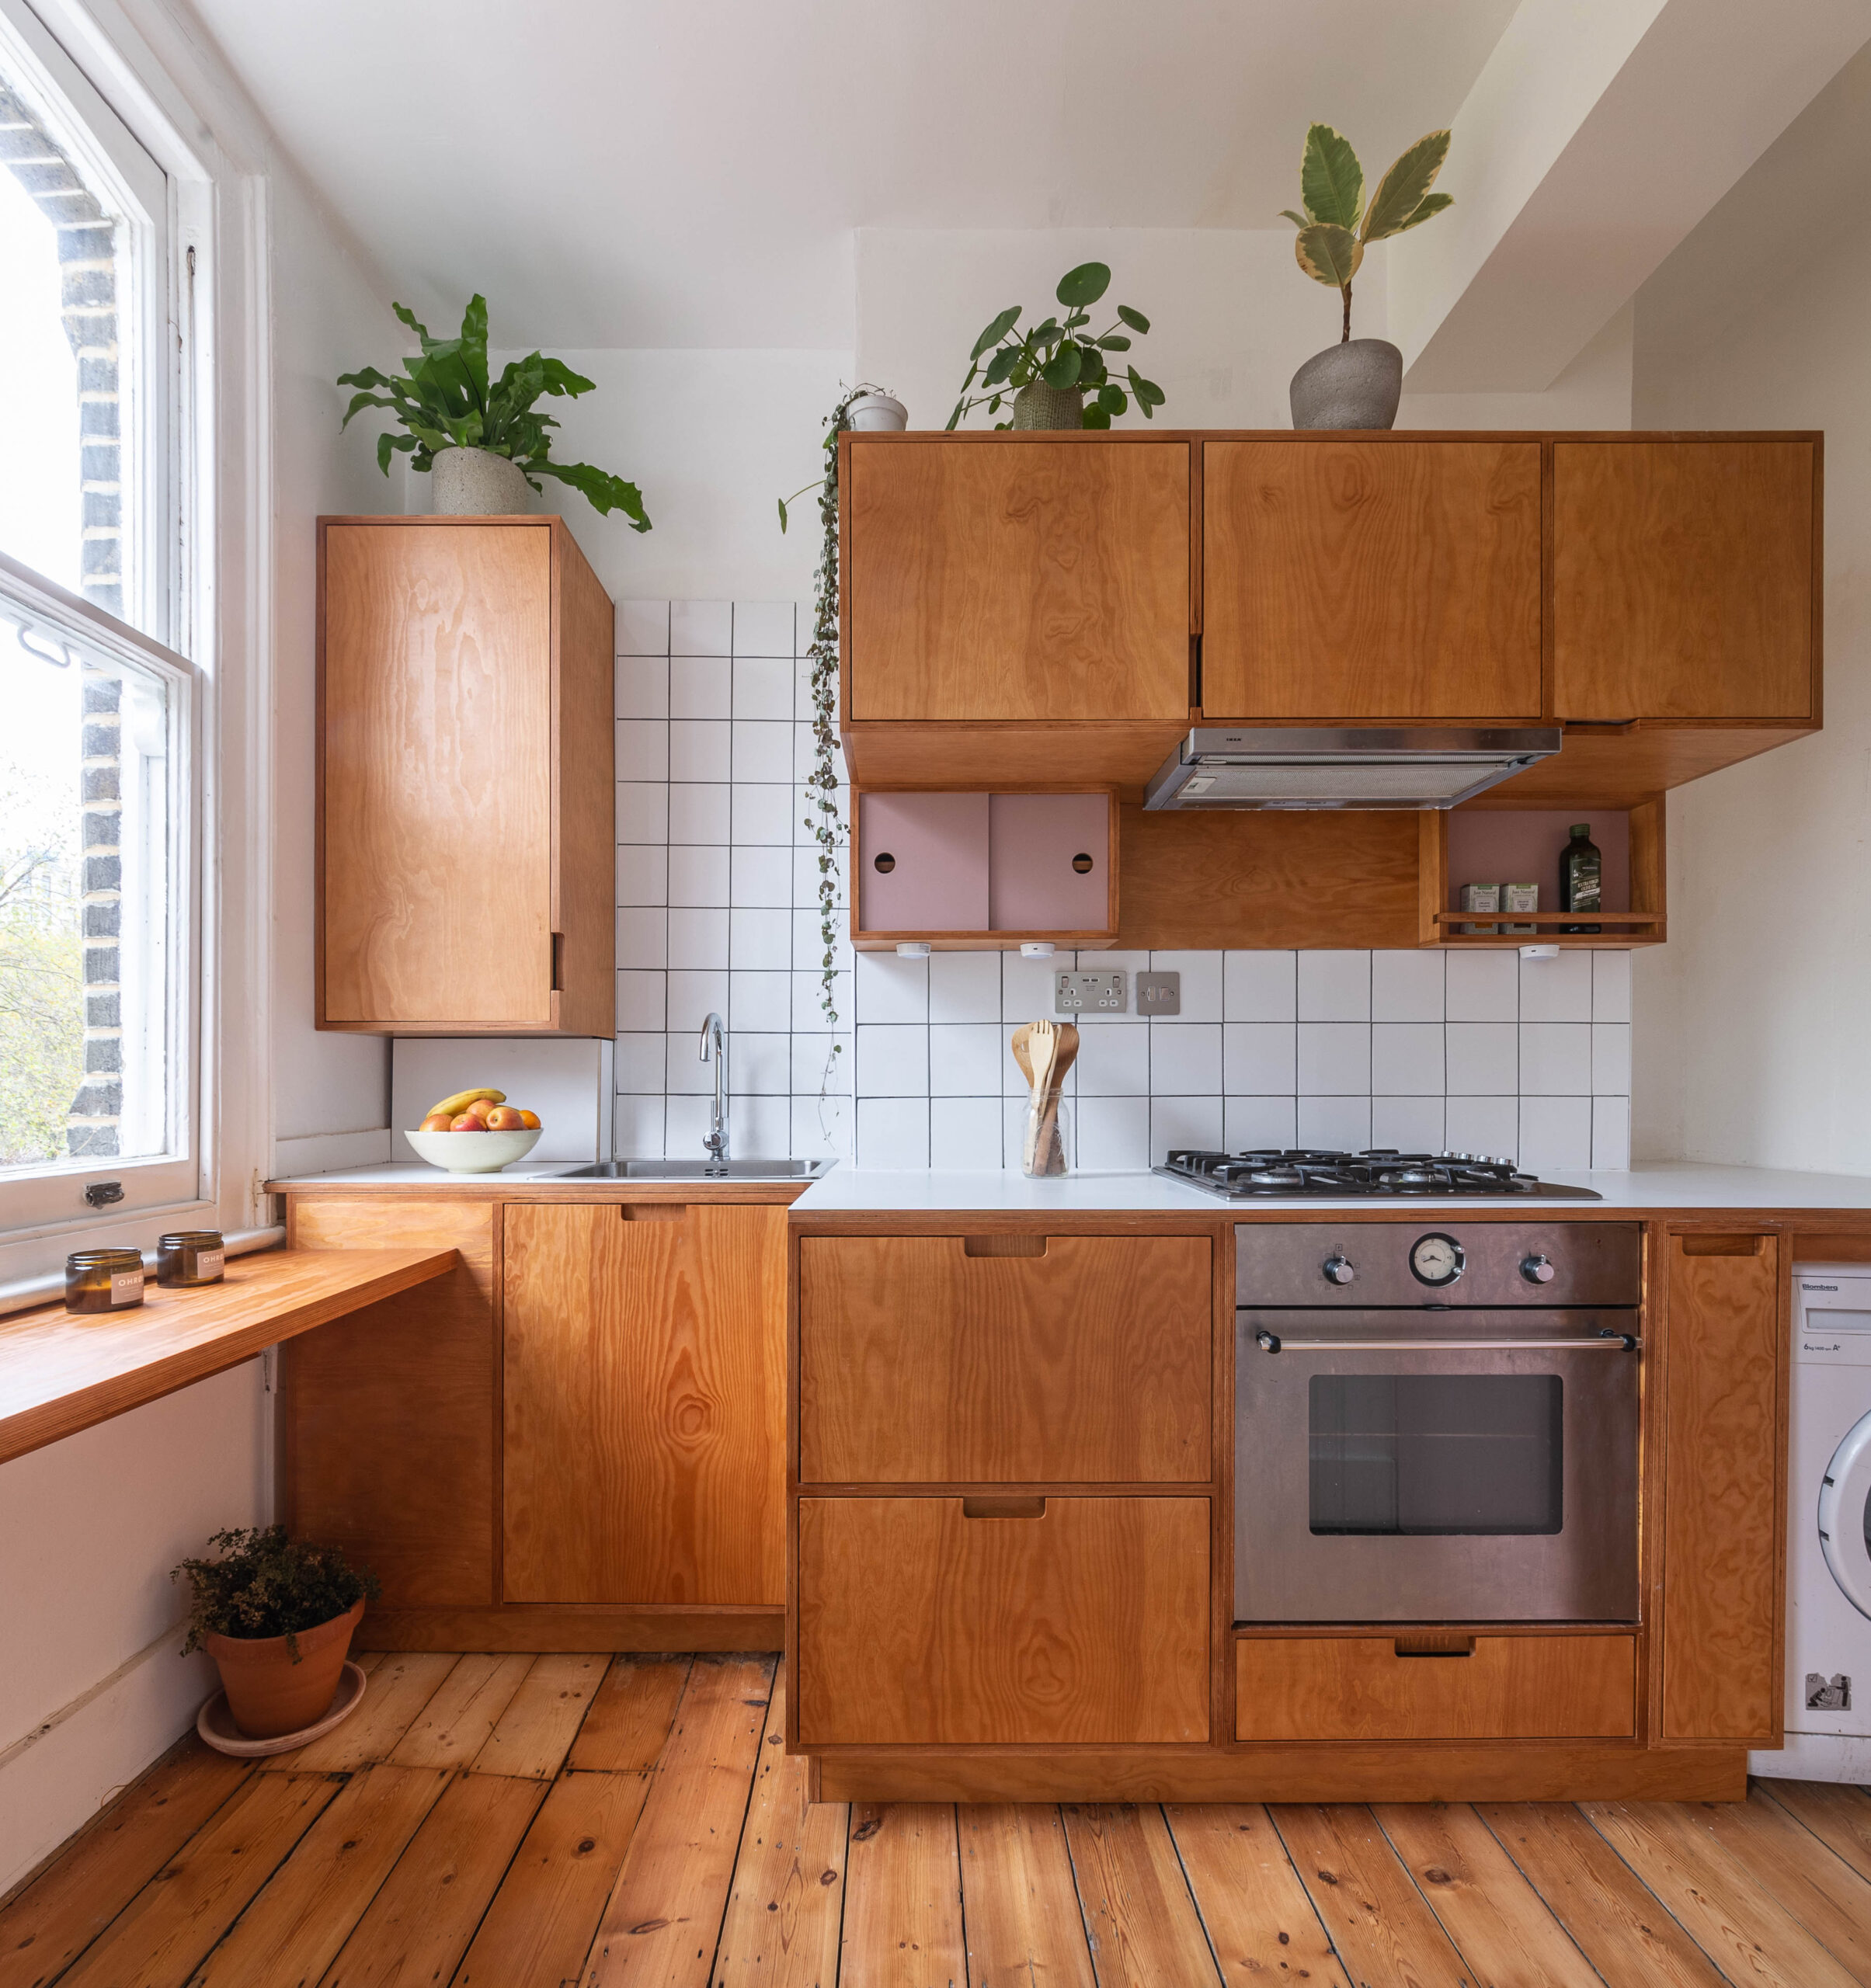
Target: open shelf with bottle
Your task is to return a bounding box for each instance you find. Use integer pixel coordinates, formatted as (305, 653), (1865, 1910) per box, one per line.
(1417, 803), (1665, 949)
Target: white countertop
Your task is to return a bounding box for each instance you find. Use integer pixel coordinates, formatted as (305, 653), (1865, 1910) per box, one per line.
(792, 1162), (1871, 1215)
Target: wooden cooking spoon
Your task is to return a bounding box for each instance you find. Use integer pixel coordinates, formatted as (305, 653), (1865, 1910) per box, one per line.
(1034, 1023), (1079, 1170)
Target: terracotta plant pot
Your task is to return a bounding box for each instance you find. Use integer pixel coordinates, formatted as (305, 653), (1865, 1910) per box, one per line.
(204, 1597), (365, 1740)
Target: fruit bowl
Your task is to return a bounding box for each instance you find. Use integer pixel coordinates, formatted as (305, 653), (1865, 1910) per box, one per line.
(405, 1128), (542, 1174)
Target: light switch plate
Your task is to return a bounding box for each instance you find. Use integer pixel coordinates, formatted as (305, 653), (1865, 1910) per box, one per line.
(1137, 971), (1181, 1017)
(1055, 970), (1126, 1015)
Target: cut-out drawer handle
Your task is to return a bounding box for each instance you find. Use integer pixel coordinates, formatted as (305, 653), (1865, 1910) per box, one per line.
(962, 1496), (1047, 1520)
(1679, 1233), (1764, 1257)
(621, 1204), (686, 1222)
(1394, 1635), (1476, 1659)
(963, 1235), (1048, 1258)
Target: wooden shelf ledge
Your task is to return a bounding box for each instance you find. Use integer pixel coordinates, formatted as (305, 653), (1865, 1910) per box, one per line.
(0, 1246), (457, 1465)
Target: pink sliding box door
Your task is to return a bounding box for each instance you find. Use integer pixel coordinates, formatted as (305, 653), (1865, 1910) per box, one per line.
(858, 791), (990, 932)
(988, 794), (1111, 932)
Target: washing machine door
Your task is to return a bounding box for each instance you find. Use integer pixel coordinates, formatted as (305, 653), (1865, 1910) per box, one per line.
(1820, 1411), (1871, 1621)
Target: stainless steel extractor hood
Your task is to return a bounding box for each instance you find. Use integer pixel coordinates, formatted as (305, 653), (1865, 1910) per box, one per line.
(1142, 727), (1563, 812)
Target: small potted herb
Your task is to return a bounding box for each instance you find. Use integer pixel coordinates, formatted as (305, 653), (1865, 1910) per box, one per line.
(173, 1527), (380, 1740)
(339, 294), (652, 527)
(1282, 123), (1454, 429)
(948, 263), (1166, 431)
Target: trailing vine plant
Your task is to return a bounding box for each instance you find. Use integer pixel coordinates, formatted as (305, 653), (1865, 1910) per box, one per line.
(778, 384), (896, 1108)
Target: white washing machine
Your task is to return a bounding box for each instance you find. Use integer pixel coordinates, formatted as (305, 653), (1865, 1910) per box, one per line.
(1751, 1263), (1871, 1781)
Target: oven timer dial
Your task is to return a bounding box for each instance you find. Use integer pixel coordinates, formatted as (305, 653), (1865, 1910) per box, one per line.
(1409, 1232), (1466, 1287)
(1322, 1253), (1356, 1285)
(1521, 1253), (1556, 1284)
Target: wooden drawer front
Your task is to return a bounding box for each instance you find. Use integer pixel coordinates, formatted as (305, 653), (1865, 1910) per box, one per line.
(1234, 1635), (1636, 1742)
(797, 1235), (1211, 1484)
(797, 1496), (1210, 1745)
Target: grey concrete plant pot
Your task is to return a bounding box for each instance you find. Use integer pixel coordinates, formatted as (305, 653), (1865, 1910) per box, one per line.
(1011, 383), (1086, 431)
(429, 446), (533, 515)
(1289, 339), (1404, 431)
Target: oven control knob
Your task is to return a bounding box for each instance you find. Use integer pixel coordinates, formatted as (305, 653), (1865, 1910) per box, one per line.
(1521, 1253), (1557, 1284)
(1323, 1254), (1356, 1286)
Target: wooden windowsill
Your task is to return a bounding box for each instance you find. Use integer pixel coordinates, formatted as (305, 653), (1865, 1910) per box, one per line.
(0, 1246), (456, 1465)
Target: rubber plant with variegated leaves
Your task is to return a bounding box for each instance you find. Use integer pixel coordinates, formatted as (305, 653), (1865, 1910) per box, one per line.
(1282, 125), (1454, 341)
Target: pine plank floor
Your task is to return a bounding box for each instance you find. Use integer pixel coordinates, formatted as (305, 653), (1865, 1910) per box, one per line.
(4, 1652), (1869, 1988)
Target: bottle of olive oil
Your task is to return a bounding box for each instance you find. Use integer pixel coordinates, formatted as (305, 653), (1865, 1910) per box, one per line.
(1560, 822), (1601, 934)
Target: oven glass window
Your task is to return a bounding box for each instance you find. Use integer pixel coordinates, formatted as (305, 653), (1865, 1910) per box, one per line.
(1309, 1375), (1563, 1535)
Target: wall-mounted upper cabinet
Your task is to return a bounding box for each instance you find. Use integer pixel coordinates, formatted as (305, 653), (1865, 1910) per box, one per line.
(844, 435), (1191, 724)
(1202, 439), (1542, 721)
(1552, 439), (1819, 721)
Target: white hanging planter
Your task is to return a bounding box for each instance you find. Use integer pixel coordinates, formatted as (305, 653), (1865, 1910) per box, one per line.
(846, 392), (908, 433)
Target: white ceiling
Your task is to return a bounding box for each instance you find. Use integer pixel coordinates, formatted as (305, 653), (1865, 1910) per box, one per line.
(185, 0), (1521, 349)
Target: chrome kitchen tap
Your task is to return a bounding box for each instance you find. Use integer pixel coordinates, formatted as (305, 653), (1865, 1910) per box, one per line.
(700, 1012), (729, 1162)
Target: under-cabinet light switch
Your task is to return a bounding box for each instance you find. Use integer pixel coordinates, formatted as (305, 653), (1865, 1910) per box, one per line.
(1137, 972), (1181, 1016)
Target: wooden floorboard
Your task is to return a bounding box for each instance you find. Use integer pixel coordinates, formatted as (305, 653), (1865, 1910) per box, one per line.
(17, 1657), (1871, 1988)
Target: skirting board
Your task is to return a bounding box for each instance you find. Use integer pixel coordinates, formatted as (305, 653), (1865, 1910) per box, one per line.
(807, 1742), (1749, 1805)
(356, 1606), (784, 1653)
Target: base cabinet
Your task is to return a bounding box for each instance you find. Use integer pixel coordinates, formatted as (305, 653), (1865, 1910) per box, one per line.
(795, 1495), (1210, 1746)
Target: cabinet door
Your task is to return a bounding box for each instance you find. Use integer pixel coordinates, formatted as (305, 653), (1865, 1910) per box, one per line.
(847, 440), (1191, 721)
(321, 523), (554, 1026)
(1202, 440), (1542, 720)
(1662, 1232), (1784, 1742)
(987, 793), (1112, 933)
(795, 1496), (1210, 1744)
(502, 1202), (787, 1605)
(1553, 441), (1816, 720)
(857, 792), (989, 933)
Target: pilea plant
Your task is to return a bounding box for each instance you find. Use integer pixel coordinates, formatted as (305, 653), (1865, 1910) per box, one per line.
(1282, 123), (1453, 340)
(948, 262), (1165, 429)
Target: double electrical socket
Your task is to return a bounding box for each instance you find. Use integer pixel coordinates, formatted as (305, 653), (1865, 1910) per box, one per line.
(1054, 970), (1181, 1017)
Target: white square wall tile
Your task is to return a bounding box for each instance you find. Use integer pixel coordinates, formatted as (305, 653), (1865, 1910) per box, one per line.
(669, 719), (729, 784)
(731, 846), (794, 908)
(732, 600), (795, 657)
(667, 907), (730, 968)
(666, 968), (728, 1033)
(795, 908), (853, 974)
(793, 1093), (853, 1162)
(729, 1032), (792, 1096)
(615, 906), (666, 969)
(1372, 951), (1445, 1022)
(665, 1093), (716, 1158)
(1372, 1096), (1445, 1152)
(1149, 1023), (1222, 1093)
(669, 600), (732, 655)
(614, 1033), (665, 1092)
(929, 1024), (1006, 1097)
(857, 1095), (928, 1166)
(615, 600), (669, 655)
(1370, 1023), (1444, 1096)
(1002, 950), (1066, 1023)
(664, 1034), (715, 1096)
(930, 1096), (1003, 1170)
(1225, 951), (1296, 1020)
(1298, 951), (1371, 1020)
(1224, 1024), (1296, 1093)
(614, 656), (668, 718)
(614, 1092), (666, 1157)
(729, 970), (793, 1033)
(854, 950), (930, 1023)
(1593, 951), (1633, 1023)
(1592, 1023), (1632, 1096)
(669, 783), (730, 846)
(1299, 1095), (1372, 1149)
(616, 845), (667, 908)
(1518, 949), (1593, 1022)
(616, 782), (669, 845)
(733, 719), (794, 784)
(792, 1034), (851, 1096)
(615, 718), (669, 781)
(668, 844), (729, 909)
(1147, 952), (1223, 1022)
(1592, 1094), (1633, 1170)
(730, 907), (792, 970)
(732, 784), (797, 846)
(670, 656), (732, 721)
(794, 842), (847, 909)
(1445, 1023), (1517, 1095)
(1298, 1023), (1371, 1096)
(1225, 1096), (1297, 1150)
(1077, 1096), (1151, 1171)
(1444, 951), (1518, 1021)
(928, 951), (1001, 1024)
(1519, 1023), (1592, 1094)
(732, 657), (795, 719)
(1444, 1094), (1518, 1163)
(1151, 1096), (1224, 1161)
(1076, 1022), (1152, 1097)
(732, 1093), (792, 1154)
(615, 970), (666, 1032)
(1520, 1095), (1593, 1171)
(793, 969), (851, 1033)
(856, 1023), (929, 1097)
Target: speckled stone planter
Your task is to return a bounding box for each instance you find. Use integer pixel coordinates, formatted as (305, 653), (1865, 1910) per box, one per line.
(1289, 339), (1404, 430)
(429, 446), (532, 514)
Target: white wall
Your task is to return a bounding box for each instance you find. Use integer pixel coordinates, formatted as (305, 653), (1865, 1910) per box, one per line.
(1629, 47), (1871, 1170)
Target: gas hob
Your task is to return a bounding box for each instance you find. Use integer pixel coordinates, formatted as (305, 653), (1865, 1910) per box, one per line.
(1156, 1148), (1603, 1201)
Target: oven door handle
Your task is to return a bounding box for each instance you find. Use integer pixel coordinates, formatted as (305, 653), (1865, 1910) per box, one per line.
(1253, 1329), (1640, 1354)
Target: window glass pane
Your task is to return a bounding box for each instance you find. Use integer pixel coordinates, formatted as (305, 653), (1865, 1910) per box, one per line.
(0, 57), (131, 614)
(0, 604), (171, 1167)
(1309, 1374), (1563, 1536)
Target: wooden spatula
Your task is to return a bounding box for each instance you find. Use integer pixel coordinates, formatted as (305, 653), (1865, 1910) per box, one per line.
(1034, 1023), (1079, 1171)
(1023, 1020), (1058, 1173)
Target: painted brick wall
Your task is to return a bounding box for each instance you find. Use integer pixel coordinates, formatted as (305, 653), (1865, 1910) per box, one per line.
(614, 600), (1634, 1172)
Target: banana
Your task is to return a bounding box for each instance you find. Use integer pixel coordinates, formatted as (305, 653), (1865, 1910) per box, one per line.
(428, 1086), (505, 1120)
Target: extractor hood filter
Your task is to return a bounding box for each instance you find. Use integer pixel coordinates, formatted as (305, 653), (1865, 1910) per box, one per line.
(1143, 728), (1563, 812)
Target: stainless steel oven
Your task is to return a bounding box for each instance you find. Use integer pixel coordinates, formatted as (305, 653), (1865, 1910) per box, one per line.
(1235, 1222), (1643, 1624)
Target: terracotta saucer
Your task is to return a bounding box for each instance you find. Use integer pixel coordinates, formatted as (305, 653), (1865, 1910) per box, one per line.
(196, 1660), (367, 1757)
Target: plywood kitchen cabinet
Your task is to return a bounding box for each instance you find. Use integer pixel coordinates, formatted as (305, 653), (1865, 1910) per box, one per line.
(1553, 440), (1819, 721)
(852, 789), (1117, 948)
(1202, 438), (1542, 721)
(1661, 1230), (1786, 1744)
(502, 1201), (787, 1607)
(844, 434), (1192, 724)
(316, 516), (614, 1035)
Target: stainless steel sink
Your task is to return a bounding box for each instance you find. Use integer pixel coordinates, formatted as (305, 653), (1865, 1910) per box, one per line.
(558, 1158), (834, 1180)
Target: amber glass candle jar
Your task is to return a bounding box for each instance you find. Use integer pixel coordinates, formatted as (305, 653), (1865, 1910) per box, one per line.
(64, 1248), (146, 1314)
(156, 1230), (226, 1287)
